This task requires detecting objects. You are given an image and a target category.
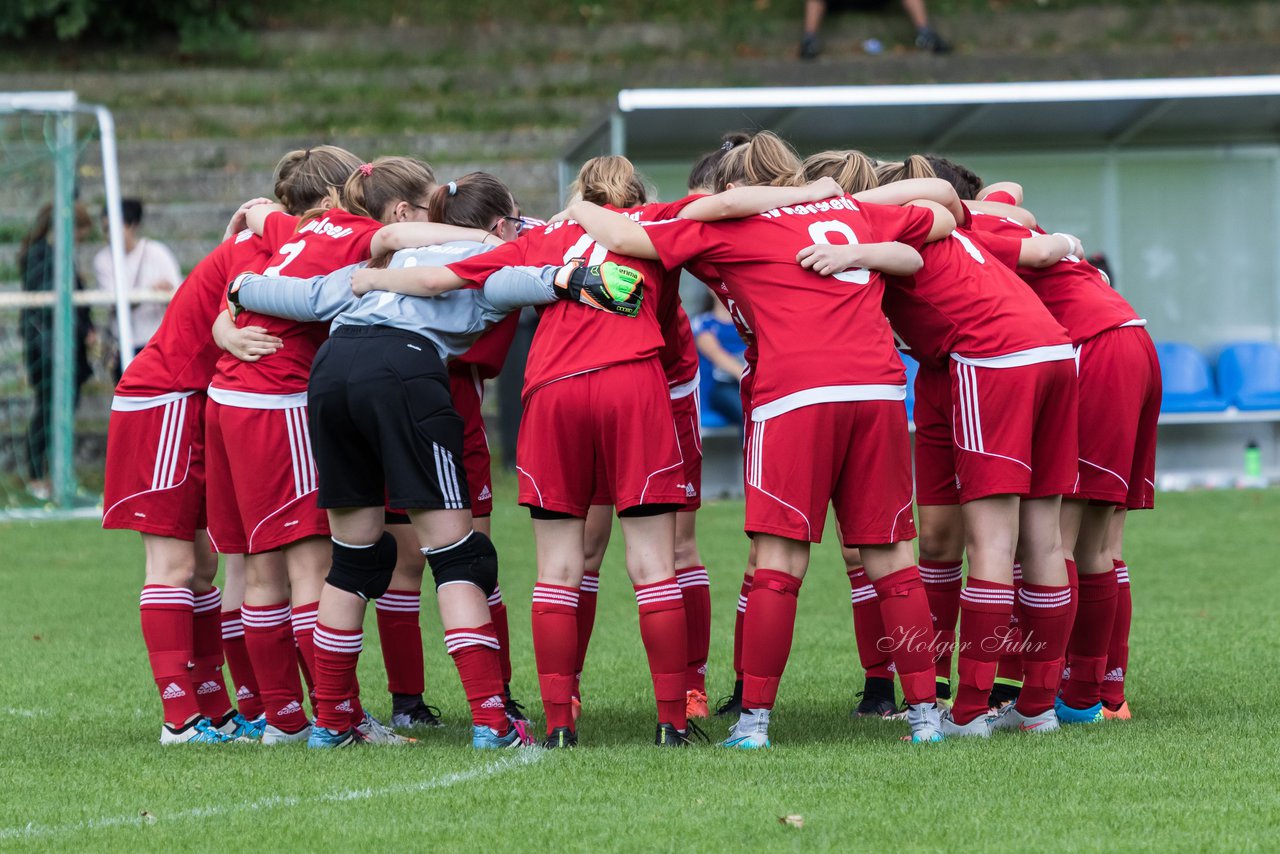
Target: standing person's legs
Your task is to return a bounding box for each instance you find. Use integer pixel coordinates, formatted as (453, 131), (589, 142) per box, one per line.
(1008, 496), (1072, 724)
(377, 522), (436, 726)
(531, 516), (588, 742)
(574, 503), (613, 711)
(220, 553), (265, 721)
(1102, 509), (1133, 717)
(1059, 500), (1119, 717)
(902, 0), (951, 51)
(800, 0), (829, 58)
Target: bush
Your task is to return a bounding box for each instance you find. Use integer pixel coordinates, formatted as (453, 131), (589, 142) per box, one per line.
(0, 0), (254, 49)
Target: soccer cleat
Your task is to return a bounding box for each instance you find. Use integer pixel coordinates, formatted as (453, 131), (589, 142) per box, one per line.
(798, 32), (821, 60)
(988, 681), (1021, 711)
(722, 708), (771, 749)
(991, 703), (1060, 734)
(686, 689), (710, 719)
(308, 726), (360, 749)
(504, 692), (530, 724)
(389, 699), (444, 730)
(906, 702), (944, 743)
(1054, 698), (1105, 726)
(853, 676), (899, 719)
(1102, 700), (1132, 721)
(655, 720), (708, 747)
(159, 717), (237, 745)
(541, 726), (577, 749)
(939, 708), (993, 739)
(472, 723), (531, 749)
(714, 680), (744, 717)
(214, 711), (265, 741)
(915, 27), (952, 54)
(358, 712), (416, 745)
(262, 722), (312, 745)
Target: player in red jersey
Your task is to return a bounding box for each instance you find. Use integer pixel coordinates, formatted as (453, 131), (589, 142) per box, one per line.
(562, 131), (954, 746)
(103, 192), (290, 744)
(807, 154), (1081, 736)
(961, 171), (1159, 724)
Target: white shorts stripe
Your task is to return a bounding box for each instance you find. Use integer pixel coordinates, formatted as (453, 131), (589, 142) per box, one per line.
(165, 397), (188, 489)
(284, 407), (304, 499)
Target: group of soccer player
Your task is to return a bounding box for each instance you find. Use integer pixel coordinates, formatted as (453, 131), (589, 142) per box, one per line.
(103, 127), (1157, 750)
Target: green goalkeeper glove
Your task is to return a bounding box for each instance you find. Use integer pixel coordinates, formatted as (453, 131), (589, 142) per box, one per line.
(553, 259), (643, 318)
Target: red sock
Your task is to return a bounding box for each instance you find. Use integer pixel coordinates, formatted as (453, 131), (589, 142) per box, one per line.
(918, 559), (963, 686)
(675, 566), (711, 694)
(574, 571), (599, 698)
(1102, 560), (1132, 709)
(488, 586), (513, 687)
(375, 588), (424, 696)
(847, 567), (893, 680)
(291, 601), (319, 689)
(312, 623), (362, 732)
(140, 585), (200, 727)
(220, 609), (264, 719)
(532, 582), (580, 734)
(242, 601), (308, 732)
(733, 571), (752, 682)
(191, 588), (233, 719)
(1017, 583), (1073, 716)
(635, 578), (688, 730)
(871, 566), (937, 706)
(952, 578), (1015, 725)
(445, 624), (508, 734)
(1061, 568), (1118, 709)
(741, 569), (802, 711)
(994, 563), (1025, 691)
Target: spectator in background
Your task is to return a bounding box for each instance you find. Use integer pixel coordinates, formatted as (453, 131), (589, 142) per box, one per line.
(93, 198), (182, 370)
(693, 299), (748, 435)
(800, 0), (951, 60)
(19, 202), (95, 501)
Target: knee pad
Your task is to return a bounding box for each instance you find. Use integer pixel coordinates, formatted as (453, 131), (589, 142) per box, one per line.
(423, 530), (498, 597)
(326, 531), (398, 601)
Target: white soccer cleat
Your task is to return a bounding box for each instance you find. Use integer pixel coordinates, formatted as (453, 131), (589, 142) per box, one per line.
(722, 708), (771, 749)
(939, 707), (993, 739)
(905, 702), (943, 743)
(990, 703), (1060, 734)
(159, 717), (237, 745)
(262, 722), (312, 745)
(357, 712), (416, 745)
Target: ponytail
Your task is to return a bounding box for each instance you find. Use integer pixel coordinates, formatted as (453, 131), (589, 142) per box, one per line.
(571, 155), (650, 209)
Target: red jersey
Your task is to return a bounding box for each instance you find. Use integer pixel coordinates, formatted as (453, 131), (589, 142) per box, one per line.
(643, 196), (934, 421)
(632, 201), (702, 389)
(211, 209), (381, 396)
(450, 313), (520, 381)
(115, 229), (272, 397)
(882, 228), (1070, 368)
(447, 218), (666, 399)
(964, 205), (1142, 346)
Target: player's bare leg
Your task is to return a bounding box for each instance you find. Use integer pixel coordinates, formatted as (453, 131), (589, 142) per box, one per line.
(917, 504), (966, 705)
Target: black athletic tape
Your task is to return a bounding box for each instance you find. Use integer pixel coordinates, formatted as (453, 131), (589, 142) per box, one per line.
(326, 531), (398, 600)
(423, 530), (499, 596)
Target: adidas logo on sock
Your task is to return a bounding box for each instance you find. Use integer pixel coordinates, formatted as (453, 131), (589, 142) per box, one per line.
(480, 695), (505, 710)
(1104, 667), (1125, 681)
(697, 664), (707, 675)
(478, 485), (492, 501)
(161, 682), (186, 700)
(197, 681), (221, 695)
(236, 685), (254, 700)
(335, 700), (353, 713)
(278, 700), (302, 716)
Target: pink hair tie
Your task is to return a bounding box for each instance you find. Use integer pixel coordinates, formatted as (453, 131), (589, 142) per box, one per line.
(359, 163), (374, 177)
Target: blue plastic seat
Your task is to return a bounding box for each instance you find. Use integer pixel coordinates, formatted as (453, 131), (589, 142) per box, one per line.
(900, 351), (920, 415)
(1153, 341), (1228, 413)
(1217, 341), (1280, 411)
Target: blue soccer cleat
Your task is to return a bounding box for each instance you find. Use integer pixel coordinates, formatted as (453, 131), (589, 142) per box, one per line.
(215, 712), (265, 741)
(307, 726), (360, 749)
(159, 717), (237, 745)
(473, 721), (535, 749)
(1055, 697), (1105, 725)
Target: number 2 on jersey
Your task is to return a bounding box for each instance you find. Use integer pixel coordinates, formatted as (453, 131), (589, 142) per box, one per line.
(263, 240), (307, 277)
(563, 234), (608, 268)
(807, 221), (870, 285)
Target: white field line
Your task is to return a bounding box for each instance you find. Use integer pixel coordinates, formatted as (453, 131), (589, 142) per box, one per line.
(0, 748), (543, 842)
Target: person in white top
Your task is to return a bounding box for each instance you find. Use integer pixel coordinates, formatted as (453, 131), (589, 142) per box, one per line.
(94, 198), (182, 358)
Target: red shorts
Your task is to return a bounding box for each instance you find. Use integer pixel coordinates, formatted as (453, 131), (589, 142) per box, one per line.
(950, 356), (1079, 502)
(203, 397), (330, 555)
(102, 392), (206, 539)
(744, 399), (915, 545)
(517, 359), (685, 516)
(1076, 326), (1161, 509)
(449, 367), (493, 516)
(912, 364), (958, 506)
(671, 390), (702, 511)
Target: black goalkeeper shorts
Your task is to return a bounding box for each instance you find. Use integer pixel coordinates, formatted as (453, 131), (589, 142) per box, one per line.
(308, 325), (470, 512)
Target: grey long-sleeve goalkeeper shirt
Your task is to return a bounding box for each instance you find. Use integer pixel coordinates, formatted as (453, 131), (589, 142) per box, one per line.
(233, 241), (554, 362)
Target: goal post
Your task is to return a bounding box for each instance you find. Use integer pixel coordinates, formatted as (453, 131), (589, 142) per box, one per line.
(0, 91), (130, 514)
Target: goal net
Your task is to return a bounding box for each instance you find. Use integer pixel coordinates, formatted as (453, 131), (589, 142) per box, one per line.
(0, 92), (134, 517)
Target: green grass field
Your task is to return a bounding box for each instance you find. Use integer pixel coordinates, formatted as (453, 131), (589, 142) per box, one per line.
(3, 487), (1278, 850)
